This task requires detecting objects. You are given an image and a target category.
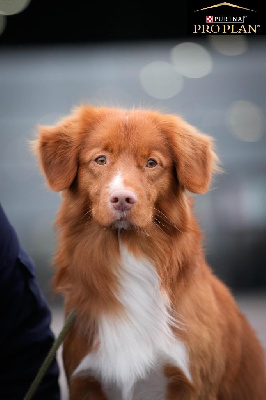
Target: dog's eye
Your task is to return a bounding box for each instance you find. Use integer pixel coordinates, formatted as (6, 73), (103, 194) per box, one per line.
(95, 156), (107, 165)
(146, 159), (158, 168)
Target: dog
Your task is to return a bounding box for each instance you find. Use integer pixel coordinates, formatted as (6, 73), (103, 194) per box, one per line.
(34, 106), (265, 399)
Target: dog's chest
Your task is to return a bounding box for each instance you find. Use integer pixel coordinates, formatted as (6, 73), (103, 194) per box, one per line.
(74, 244), (190, 399)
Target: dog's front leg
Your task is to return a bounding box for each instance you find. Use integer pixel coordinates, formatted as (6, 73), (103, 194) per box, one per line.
(69, 374), (107, 400)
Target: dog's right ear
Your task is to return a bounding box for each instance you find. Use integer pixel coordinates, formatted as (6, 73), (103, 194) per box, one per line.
(33, 106), (111, 191)
(33, 113), (82, 191)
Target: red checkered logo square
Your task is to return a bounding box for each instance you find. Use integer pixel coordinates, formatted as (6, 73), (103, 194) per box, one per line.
(206, 16), (213, 23)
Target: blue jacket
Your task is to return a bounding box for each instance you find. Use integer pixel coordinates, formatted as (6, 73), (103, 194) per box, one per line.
(0, 204), (60, 399)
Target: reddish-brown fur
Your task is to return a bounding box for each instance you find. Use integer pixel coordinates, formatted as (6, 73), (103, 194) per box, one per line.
(34, 106), (265, 399)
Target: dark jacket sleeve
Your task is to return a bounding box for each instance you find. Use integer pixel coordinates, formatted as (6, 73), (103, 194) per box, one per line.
(0, 203), (60, 400)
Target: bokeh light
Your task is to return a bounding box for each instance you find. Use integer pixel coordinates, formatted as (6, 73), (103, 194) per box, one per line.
(139, 61), (183, 99)
(170, 42), (213, 78)
(227, 100), (265, 142)
(0, 0), (31, 15)
(209, 36), (248, 56)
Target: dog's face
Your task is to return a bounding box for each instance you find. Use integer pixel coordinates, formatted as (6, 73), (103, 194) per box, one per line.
(35, 107), (217, 231)
(77, 111), (177, 229)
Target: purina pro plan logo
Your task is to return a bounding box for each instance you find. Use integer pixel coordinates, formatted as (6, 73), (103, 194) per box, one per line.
(189, 1), (263, 34)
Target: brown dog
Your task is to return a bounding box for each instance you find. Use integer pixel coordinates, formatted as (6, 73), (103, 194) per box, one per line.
(34, 106), (265, 399)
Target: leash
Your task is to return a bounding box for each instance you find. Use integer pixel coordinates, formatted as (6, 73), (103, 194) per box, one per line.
(23, 309), (76, 400)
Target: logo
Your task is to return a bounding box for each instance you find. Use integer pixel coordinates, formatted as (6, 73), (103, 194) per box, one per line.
(188, 1), (263, 34)
(195, 2), (254, 12)
(206, 16), (214, 22)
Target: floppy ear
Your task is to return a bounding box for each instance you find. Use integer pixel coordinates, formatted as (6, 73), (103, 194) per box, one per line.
(33, 113), (83, 191)
(161, 114), (219, 194)
(33, 106), (112, 191)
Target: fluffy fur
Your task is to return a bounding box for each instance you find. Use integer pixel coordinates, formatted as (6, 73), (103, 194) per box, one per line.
(34, 106), (265, 399)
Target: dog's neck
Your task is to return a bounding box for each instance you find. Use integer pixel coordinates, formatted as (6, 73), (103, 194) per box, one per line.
(53, 203), (203, 319)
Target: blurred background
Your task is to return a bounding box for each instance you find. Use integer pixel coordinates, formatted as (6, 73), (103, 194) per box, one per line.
(0, 1), (265, 397)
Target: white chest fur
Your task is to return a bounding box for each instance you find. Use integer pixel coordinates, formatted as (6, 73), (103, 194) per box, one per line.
(74, 244), (191, 399)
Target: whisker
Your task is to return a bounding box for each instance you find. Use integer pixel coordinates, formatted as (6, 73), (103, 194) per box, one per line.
(154, 208), (175, 225)
(133, 225), (150, 237)
(154, 217), (166, 228)
(152, 220), (171, 238)
(153, 207), (183, 233)
(84, 208), (92, 224)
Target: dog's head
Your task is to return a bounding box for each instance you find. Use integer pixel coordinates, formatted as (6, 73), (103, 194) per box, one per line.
(34, 106), (218, 231)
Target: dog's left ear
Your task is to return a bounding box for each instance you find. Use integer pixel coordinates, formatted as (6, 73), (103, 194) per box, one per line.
(160, 114), (220, 194)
